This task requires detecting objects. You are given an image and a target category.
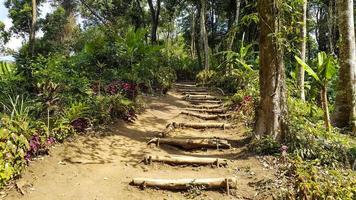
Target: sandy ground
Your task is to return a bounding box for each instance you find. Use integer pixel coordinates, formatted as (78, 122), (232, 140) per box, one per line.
(3, 88), (275, 200)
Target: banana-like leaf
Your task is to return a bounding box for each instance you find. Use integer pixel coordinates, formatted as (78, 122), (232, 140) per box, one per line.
(295, 56), (320, 82)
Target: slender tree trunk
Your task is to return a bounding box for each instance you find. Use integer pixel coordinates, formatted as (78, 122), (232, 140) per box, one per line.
(148, 0), (161, 44)
(327, 0), (335, 54)
(227, 0), (241, 50)
(298, 0), (307, 101)
(196, 4), (203, 70)
(332, 0), (356, 132)
(255, 0), (287, 141)
(191, 7), (196, 59)
(29, 0), (37, 55)
(200, 0), (210, 70)
(321, 85), (331, 131)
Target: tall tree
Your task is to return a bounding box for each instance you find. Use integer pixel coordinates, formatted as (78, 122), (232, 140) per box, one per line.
(297, 0), (307, 101)
(226, 0), (241, 50)
(148, 0), (161, 44)
(199, 0), (210, 70)
(190, 6), (197, 58)
(29, 0), (37, 55)
(332, 0), (356, 132)
(255, 0), (287, 140)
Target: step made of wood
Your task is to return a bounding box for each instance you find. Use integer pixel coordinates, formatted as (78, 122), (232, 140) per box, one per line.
(143, 154), (228, 167)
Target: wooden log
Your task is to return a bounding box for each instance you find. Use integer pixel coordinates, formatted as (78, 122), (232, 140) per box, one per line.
(182, 92), (210, 95)
(185, 108), (226, 114)
(184, 95), (218, 100)
(143, 154), (228, 167)
(147, 137), (232, 150)
(189, 104), (222, 109)
(187, 99), (222, 104)
(174, 83), (197, 87)
(131, 177), (237, 191)
(180, 111), (230, 120)
(177, 88), (209, 93)
(167, 122), (234, 129)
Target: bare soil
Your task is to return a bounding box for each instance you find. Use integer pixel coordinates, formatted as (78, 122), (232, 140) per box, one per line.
(3, 86), (275, 200)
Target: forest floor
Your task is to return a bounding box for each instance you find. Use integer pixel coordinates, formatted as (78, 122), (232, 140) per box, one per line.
(2, 83), (276, 200)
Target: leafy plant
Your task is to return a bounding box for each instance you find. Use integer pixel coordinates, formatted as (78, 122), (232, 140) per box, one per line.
(295, 52), (337, 131)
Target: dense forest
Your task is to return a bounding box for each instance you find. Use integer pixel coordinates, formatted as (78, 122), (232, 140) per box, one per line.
(0, 0), (355, 199)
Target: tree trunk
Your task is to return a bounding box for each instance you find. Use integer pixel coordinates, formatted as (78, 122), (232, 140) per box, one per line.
(148, 0), (161, 44)
(29, 0), (37, 55)
(200, 0), (210, 70)
(255, 0), (287, 141)
(191, 7), (196, 58)
(227, 0), (241, 50)
(321, 86), (331, 131)
(298, 0), (307, 101)
(332, 0), (356, 132)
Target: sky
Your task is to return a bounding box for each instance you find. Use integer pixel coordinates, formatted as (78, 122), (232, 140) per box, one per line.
(0, 0), (54, 53)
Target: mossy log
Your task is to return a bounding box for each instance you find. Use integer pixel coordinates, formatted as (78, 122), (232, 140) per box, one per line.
(131, 177), (237, 192)
(143, 154), (228, 167)
(147, 137), (232, 150)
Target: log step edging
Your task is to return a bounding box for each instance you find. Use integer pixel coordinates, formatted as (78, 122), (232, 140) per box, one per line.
(143, 154), (228, 167)
(180, 111), (231, 120)
(147, 137), (232, 150)
(130, 177), (237, 194)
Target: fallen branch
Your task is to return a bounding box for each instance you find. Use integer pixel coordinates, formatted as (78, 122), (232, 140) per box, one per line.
(143, 154), (228, 167)
(180, 111), (231, 120)
(131, 177), (237, 192)
(147, 137), (232, 150)
(185, 108), (226, 114)
(167, 122), (234, 129)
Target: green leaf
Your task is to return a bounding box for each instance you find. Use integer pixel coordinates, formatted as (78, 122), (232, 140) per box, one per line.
(295, 56), (320, 82)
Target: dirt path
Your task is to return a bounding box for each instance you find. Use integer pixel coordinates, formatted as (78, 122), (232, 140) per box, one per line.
(4, 83), (274, 200)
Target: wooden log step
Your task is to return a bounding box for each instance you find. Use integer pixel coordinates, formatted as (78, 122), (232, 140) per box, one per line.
(143, 154), (228, 167)
(187, 99), (222, 104)
(147, 137), (232, 150)
(185, 108), (226, 114)
(177, 88), (209, 93)
(174, 83), (197, 87)
(184, 95), (219, 100)
(180, 111), (231, 120)
(131, 177), (237, 192)
(167, 122), (234, 129)
(189, 104), (222, 109)
(182, 92), (210, 95)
